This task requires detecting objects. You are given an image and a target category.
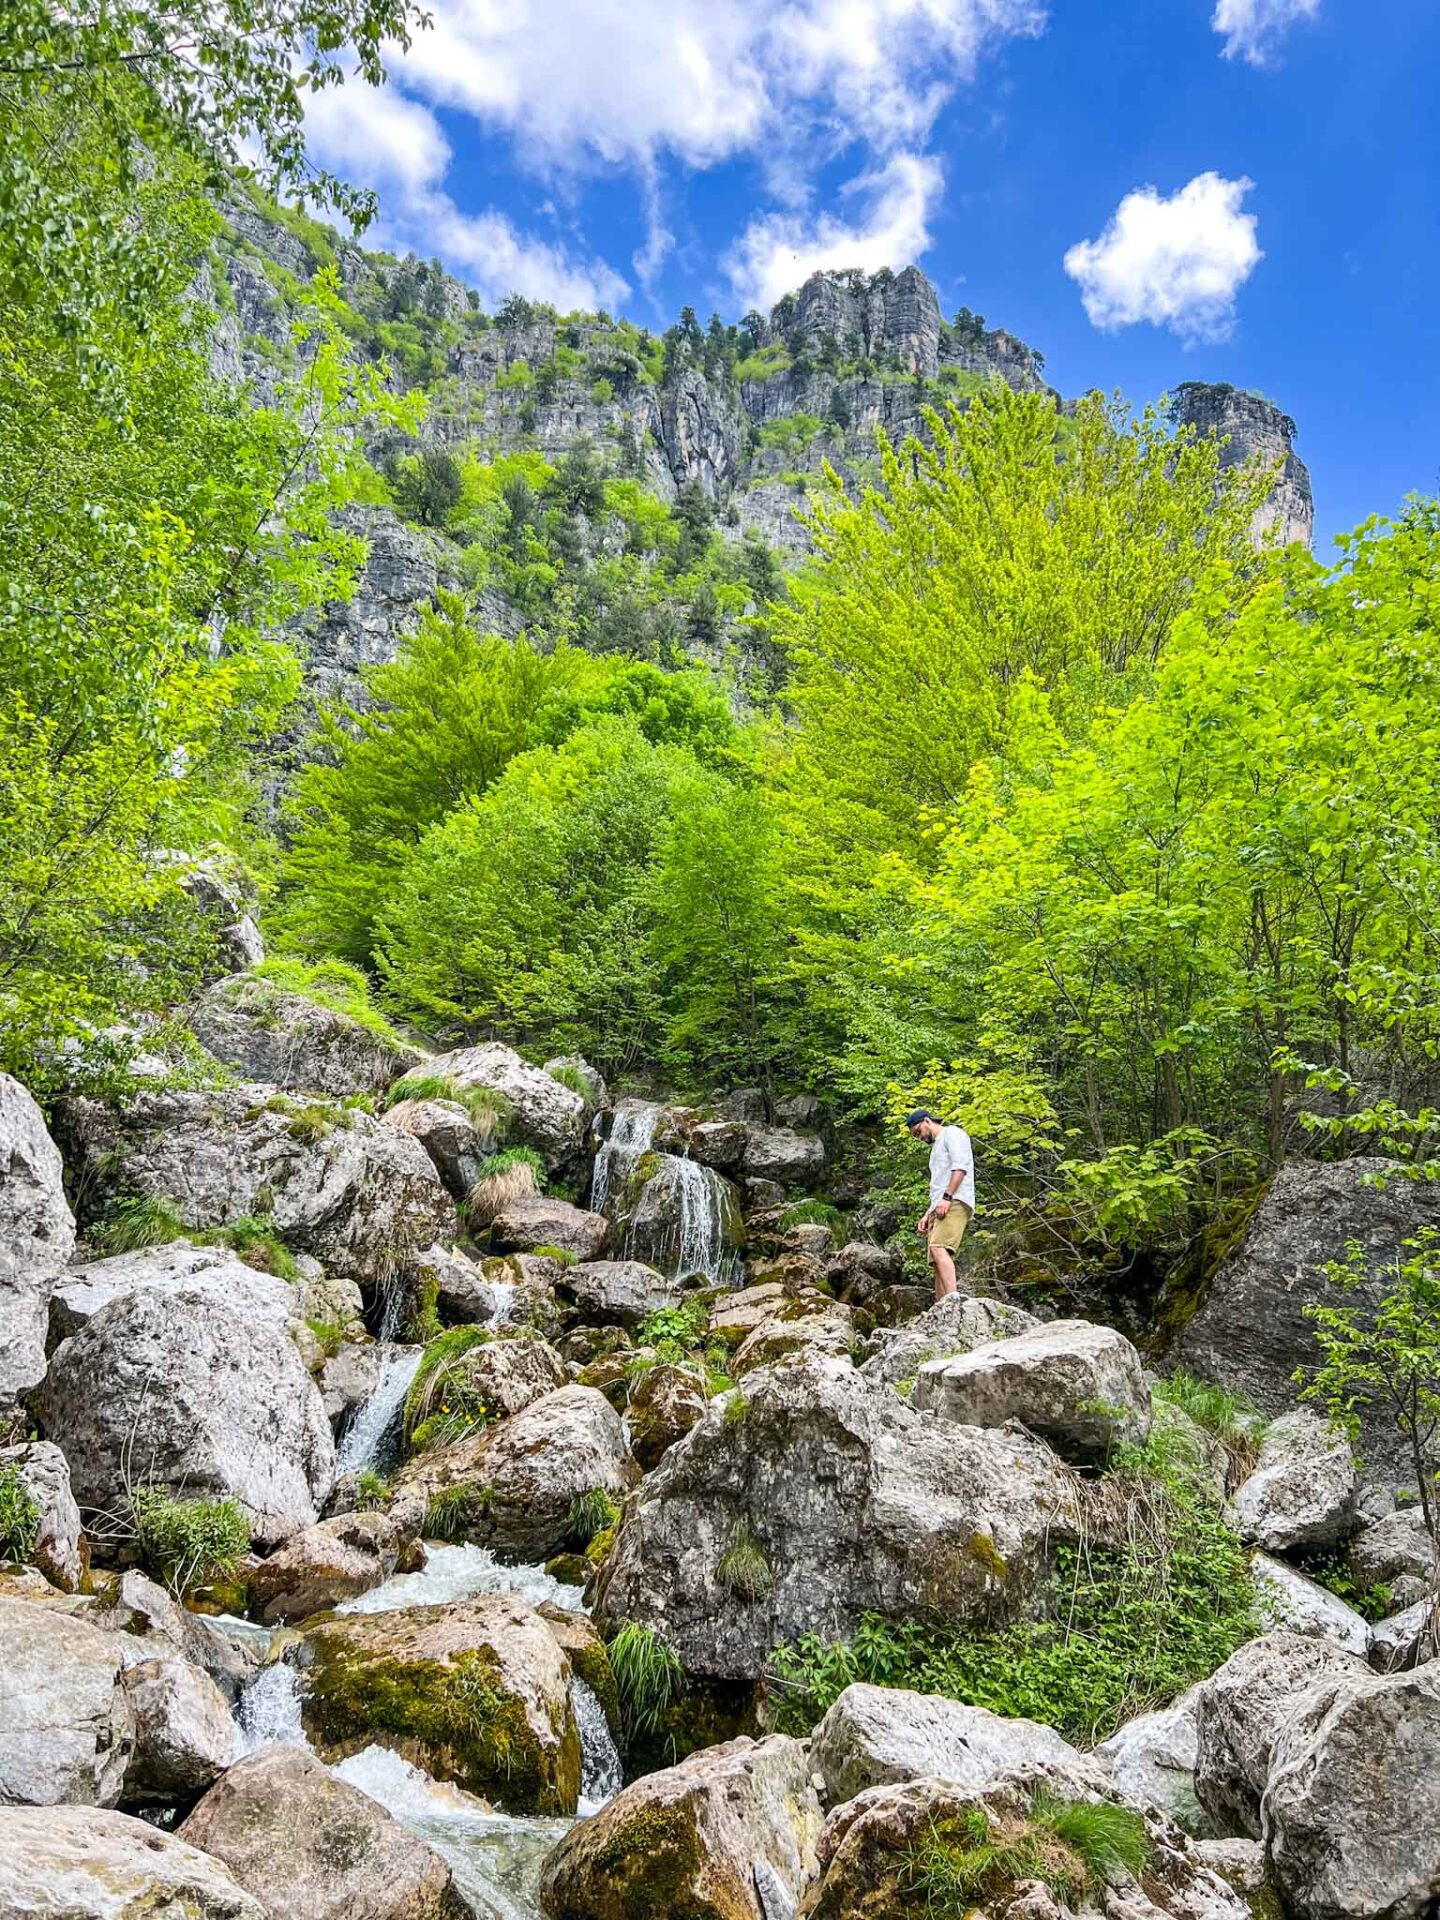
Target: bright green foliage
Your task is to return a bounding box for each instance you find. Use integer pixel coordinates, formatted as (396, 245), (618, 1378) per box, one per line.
(250, 958), (409, 1046)
(0, 1467), (42, 1563)
(636, 1302), (711, 1354)
(98, 1195), (187, 1255)
(905, 1796), (1148, 1914)
(1153, 1372), (1265, 1470)
(566, 1488), (621, 1547)
(405, 1325), (495, 1447)
(204, 1216), (299, 1280)
(129, 1487), (250, 1598)
(607, 1621), (684, 1741)
(355, 1470), (390, 1512)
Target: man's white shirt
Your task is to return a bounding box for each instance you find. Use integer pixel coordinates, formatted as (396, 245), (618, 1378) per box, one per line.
(928, 1125), (975, 1210)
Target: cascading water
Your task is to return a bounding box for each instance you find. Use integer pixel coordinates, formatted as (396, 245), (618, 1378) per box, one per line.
(591, 1099), (742, 1289)
(338, 1542), (584, 1615)
(571, 1678), (622, 1811)
(589, 1099), (660, 1218)
(334, 1343), (423, 1477)
(233, 1661), (308, 1756)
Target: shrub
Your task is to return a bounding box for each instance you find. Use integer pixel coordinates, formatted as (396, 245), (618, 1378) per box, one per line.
(305, 1317), (349, 1358)
(405, 1325), (495, 1445)
(716, 1517), (772, 1599)
(98, 1193), (186, 1254)
(468, 1146), (545, 1226)
(637, 1301), (709, 1353)
(1153, 1370), (1265, 1478)
(607, 1620), (683, 1740)
(129, 1487), (249, 1598)
(779, 1198), (848, 1234)
(354, 1470), (390, 1511)
(566, 1486), (620, 1547)
(546, 1062), (592, 1099)
(251, 957), (409, 1048)
(0, 1465), (42, 1562)
(204, 1215), (298, 1280)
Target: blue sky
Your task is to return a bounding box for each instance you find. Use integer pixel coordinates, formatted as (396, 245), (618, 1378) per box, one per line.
(303, 0), (1439, 546)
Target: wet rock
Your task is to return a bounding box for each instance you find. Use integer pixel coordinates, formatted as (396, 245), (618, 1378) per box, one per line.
(622, 1155), (745, 1283)
(428, 1041), (586, 1170)
(743, 1126), (826, 1190)
(0, 1805), (269, 1918)
(560, 1258), (684, 1327)
(0, 1595), (132, 1806)
(188, 972), (422, 1095)
(0, 1442), (87, 1591)
(860, 1294), (1039, 1390)
(491, 1195), (609, 1262)
(96, 1569), (258, 1704)
(1231, 1412), (1357, 1552)
(627, 1362), (708, 1470)
(0, 1074), (75, 1402)
(1263, 1665), (1440, 1920)
(120, 1655), (236, 1804)
(320, 1342), (382, 1426)
(384, 1098), (490, 1199)
(303, 1591), (582, 1812)
(246, 1509), (416, 1624)
(1251, 1553), (1370, 1656)
(914, 1318), (1151, 1463)
(180, 1745), (468, 1920)
(539, 1734), (822, 1920)
(1193, 1633), (1366, 1838)
(35, 1284), (335, 1549)
(1098, 1689), (1210, 1836)
(597, 1351), (1079, 1683)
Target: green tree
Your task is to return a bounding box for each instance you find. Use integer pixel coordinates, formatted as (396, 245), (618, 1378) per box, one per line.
(390, 447), (463, 529)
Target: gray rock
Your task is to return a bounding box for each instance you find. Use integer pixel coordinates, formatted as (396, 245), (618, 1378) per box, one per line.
(861, 1293), (1039, 1390)
(1098, 1688), (1210, 1835)
(810, 1682), (1091, 1805)
(0, 1595), (132, 1806)
(730, 1298), (854, 1377)
(597, 1351), (1079, 1682)
(914, 1317), (1151, 1462)
(48, 1242), (295, 1349)
(188, 973), (422, 1095)
(1251, 1552), (1371, 1655)
(290, 1257), (365, 1340)
(687, 1117), (749, 1174)
(627, 1362), (708, 1471)
(539, 1734), (822, 1920)
(1263, 1665), (1440, 1920)
(1349, 1505), (1434, 1592)
(1193, 1633), (1367, 1838)
(0, 1075), (75, 1402)
(1232, 1411), (1357, 1551)
(774, 1093), (823, 1130)
(413, 1241), (500, 1323)
(180, 1745), (467, 1920)
(286, 503), (438, 722)
(96, 1569), (258, 1704)
(120, 1655), (236, 1803)
(0, 1805), (270, 1918)
(1171, 384), (1313, 550)
(491, 1194), (609, 1262)
(428, 1042), (586, 1170)
(823, 1239), (904, 1305)
(1368, 1597), (1438, 1673)
(169, 854), (266, 978)
(621, 1154), (744, 1284)
(35, 1285), (335, 1548)
(319, 1342), (382, 1426)
(742, 1126), (826, 1189)
(246, 1509), (416, 1624)
(0, 1442), (86, 1591)
(1191, 1838), (1270, 1897)
(413, 1332), (568, 1427)
(560, 1258), (682, 1326)
(383, 1097), (490, 1199)
(543, 1055), (609, 1111)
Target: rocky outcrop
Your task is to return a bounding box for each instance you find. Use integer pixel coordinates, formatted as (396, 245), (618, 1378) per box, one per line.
(0, 1805), (269, 1918)
(1231, 1411), (1357, 1551)
(742, 1126), (825, 1190)
(0, 1075), (75, 1403)
(560, 1258), (682, 1327)
(597, 1351), (1079, 1682)
(1171, 383), (1313, 549)
(860, 1293), (1039, 1389)
(188, 972), (422, 1095)
(288, 502), (439, 719)
(491, 1194), (609, 1261)
(119, 1655), (236, 1804)
(781, 266), (943, 377)
(47, 1241), (295, 1348)
(384, 1098), (490, 1199)
(180, 1745), (468, 1920)
(539, 1734), (823, 1920)
(35, 1284), (335, 1547)
(0, 1442), (86, 1591)
(428, 1042), (587, 1170)
(1349, 1506), (1433, 1603)
(913, 1318), (1151, 1462)
(0, 1595), (132, 1806)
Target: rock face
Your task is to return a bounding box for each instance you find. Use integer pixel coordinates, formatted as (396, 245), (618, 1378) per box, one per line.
(56, 1086), (458, 1284)
(785, 265), (943, 376)
(180, 1745), (468, 1920)
(0, 1595), (132, 1806)
(119, 1655), (236, 1803)
(0, 1074), (75, 1402)
(394, 1385), (638, 1562)
(860, 1293), (1039, 1389)
(560, 1258), (682, 1327)
(742, 1126), (826, 1190)
(428, 1042), (586, 1170)
(1350, 1506), (1434, 1596)
(1173, 1159), (1440, 1470)
(1231, 1411), (1357, 1551)
(1171, 382), (1314, 549)
(810, 1683), (1090, 1805)
(0, 1805), (270, 1919)
(303, 1592), (582, 1812)
(539, 1734), (823, 1920)
(424, 1333), (569, 1426)
(288, 502), (439, 719)
(913, 1318), (1151, 1462)
(188, 972), (421, 1094)
(35, 1285), (335, 1547)
(597, 1352), (1079, 1682)
(491, 1194), (609, 1261)
(1099, 1689), (1210, 1835)
(1192, 1633), (1366, 1839)
(1263, 1665), (1440, 1920)
(0, 1442), (86, 1591)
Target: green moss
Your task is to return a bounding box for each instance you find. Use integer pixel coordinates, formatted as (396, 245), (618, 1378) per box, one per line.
(200, 1214), (299, 1279)
(577, 1801), (708, 1920)
(530, 1243), (578, 1267)
(250, 956), (410, 1049)
(566, 1487), (620, 1547)
(1151, 1181), (1269, 1350)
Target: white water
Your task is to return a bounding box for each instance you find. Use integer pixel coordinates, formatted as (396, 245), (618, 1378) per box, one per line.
(338, 1542), (584, 1616)
(233, 1661), (308, 1756)
(572, 1678), (622, 1811)
(590, 1099), (660, 1218)
(335, 1343), (423, 1476)
(591, 1098), (741, 1287)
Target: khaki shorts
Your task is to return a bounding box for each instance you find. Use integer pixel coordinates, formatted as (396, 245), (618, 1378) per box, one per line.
(927, 1202), (972, 1251)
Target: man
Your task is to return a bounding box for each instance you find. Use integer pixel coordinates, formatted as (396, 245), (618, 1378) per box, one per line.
(905, 1109), (974, 1301)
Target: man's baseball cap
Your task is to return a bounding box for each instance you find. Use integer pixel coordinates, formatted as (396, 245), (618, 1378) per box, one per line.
(904, 1109), (936, 1131)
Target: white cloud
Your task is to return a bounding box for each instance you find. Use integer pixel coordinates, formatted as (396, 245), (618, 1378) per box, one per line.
(724, 151), (942, 310)
(1212, 0), (1320, 66)
(1063, 172), (1262, 344)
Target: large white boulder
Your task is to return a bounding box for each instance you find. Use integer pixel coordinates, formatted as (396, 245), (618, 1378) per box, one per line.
(120, 1656), (237, 1804)
(48, 1241), (294, 1348)
(0, 1805), (269, 1917)
(0, 1075), (75, 1402)
(1098, 1687), (1210, 1835)
(1251, 1552), (1370, 1656)
(860, 1293), (1039, 1390)
(0, 1596), (133, 1806)
(428, 1042), (586, 1169)
(1231, 1411), (1357, 1552)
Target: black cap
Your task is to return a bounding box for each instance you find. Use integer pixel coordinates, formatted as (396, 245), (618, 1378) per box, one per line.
(904, 1109), (936, 1131)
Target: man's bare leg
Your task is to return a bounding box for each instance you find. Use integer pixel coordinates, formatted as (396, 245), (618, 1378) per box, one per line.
(930, 1244), (957, 1301)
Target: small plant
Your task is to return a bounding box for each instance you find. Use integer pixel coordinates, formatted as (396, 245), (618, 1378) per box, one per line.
(285, 1102), (341, 1145)
(722, 1389), (749, 1426)
(387, 1074), (515, 1145)
(354, 1470), (390, 1511)
(637, 1300), (709, 1355)
(1297, 1549), (1393, 1624)
(424, 1484), (488, 1541)
(305, 1316), (349, 1359)
(780, 1199), (848, 1234)
(405, 1325), (494, 1446)
(1153, 1370), (1265, 1478)
(0, 1465), (41, 1562)
(1036, 1794), (1149, 1884)
(98, 1193), (186, 1254)
(129, 1487), (249, 1598)
(204, 1215), (298, 1279)
(717, 1517), (773, 1599)
(546, 1063), (592, 1099)
(467, 1146), (545, 1226)
(566, 1486), (620, 1547)
(607, 1620), (684, 1740)
(904, 1795), (1148, 1915)
(531, 1243), (578, 1267)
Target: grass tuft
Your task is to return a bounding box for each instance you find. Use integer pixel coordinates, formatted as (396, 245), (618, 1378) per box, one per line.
(129, 1486), (249, 1599)
(97, 1193), (186, 1254)
(405, 1325), (495, 1446)
(566, 1487), (621, 1547)
(717, 1517), (773, 1600)
(467, 1146), (545, 1225)
(607, 1620), (684, 1742)
(0, 1465), (42, 1562)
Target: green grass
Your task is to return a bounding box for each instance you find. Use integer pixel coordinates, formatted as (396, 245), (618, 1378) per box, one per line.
(467, 1146), (545, 1224)
(385, 1074), (515, 1144)
(716, 1517), (773, 1600)
(97, 1193), (186, 1254)
(530, 1244), (578, 1267)
(305, 1316), (349, 1358)
(423, 1484), (489, 1541)
(0, 1466), (41, 1562)
(546, 1063), (593, 1099)
(1153, 1370), (1266, 1476)
(354, 1470), (390, 1511)
(405, 1325), (495, 1446)
(779, 1199), (848, 1234)
(129, 1487), (249, 1598)
(252, 956), (409, 1048)
(566, 1487), (621, 1547)
(607, 1620), (684, 1742)
(905, 1796), (1148, 1915)
(201, 1215), (298, 1279)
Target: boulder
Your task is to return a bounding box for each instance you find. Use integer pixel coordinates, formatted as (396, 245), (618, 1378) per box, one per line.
(428, 1042), (586, 1170)
(384, 1098), (489, 1199)
(810, 1683), (1092, 1805)
(823, 1240), (903, 1305)
(1193, 1838), (1270, 1898)
(0, 1074), (75, 1402)
(188, 972), (422, 1095)
(627, 1362), (709, 1471)
(95, 1568), (258, 1704)
(413, 1241), (504, 1325)
(1368, 1597), (1438, 1672)
(1173, 1159), (1440, 1472)
(55, 1087), (458, 1284)
(1263, 1665), (1440, 1920)
(861, 1294), (1039, 1390)
(491, 1195), (609, 1262)
(1251, 1553), (1370, 1656)
(414, 1332), (569, 1429)
(34, 1284), (335, 1548)
(913, 1318), (1151, 1463)
(708, 1282), (803, 1346)
(0, 1441), (87, 1591)
(180, 1745), (467, 1920)
(622, 1155), (745, 1285)
(0, 1806), (269, 1918)
(731, 1300), (854, 1377)
(393, 1385), (639, 1562)
(560, 1258), (683, 1327)
(0, 1595), (132, 1806)
(1193, 1633), (1366, 1838)
(775, 1094), (823, 1130)
(539, 1734), (822, 1920)
(1098, 1689), (1210, 1836)
(742, 1127), (826, 1189)
(1349, 1505), (1434, 1595)
(1231, 1411), (1357, 1552)
(687, 1117), (750, 1175)
(303, 1591), (581, 1812)
(597, 1352), (1080, 1683)
(291, 1256), (366, 1341)
(120, 1655), (236, 1803)
(47, 1241), (296, 1349)
(320, 1342), (382, 1426)
(543, 1055), (609, 1111)
(246, 1510), (415, 1624)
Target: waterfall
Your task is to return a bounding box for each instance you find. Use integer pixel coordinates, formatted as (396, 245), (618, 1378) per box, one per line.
(670, 1157), (742, 1288)
(334, 1344), (423, 1477)
(338, 1542), (584, 1615)
(571, 1678), (622, 1811)
(592, 1099), (741, 1289)
(234, 1662), (309, 1757)
(590, 1099), (660, 1217)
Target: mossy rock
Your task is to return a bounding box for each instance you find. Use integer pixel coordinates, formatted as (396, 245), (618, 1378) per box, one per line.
(622, 1675), (759, 1781)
